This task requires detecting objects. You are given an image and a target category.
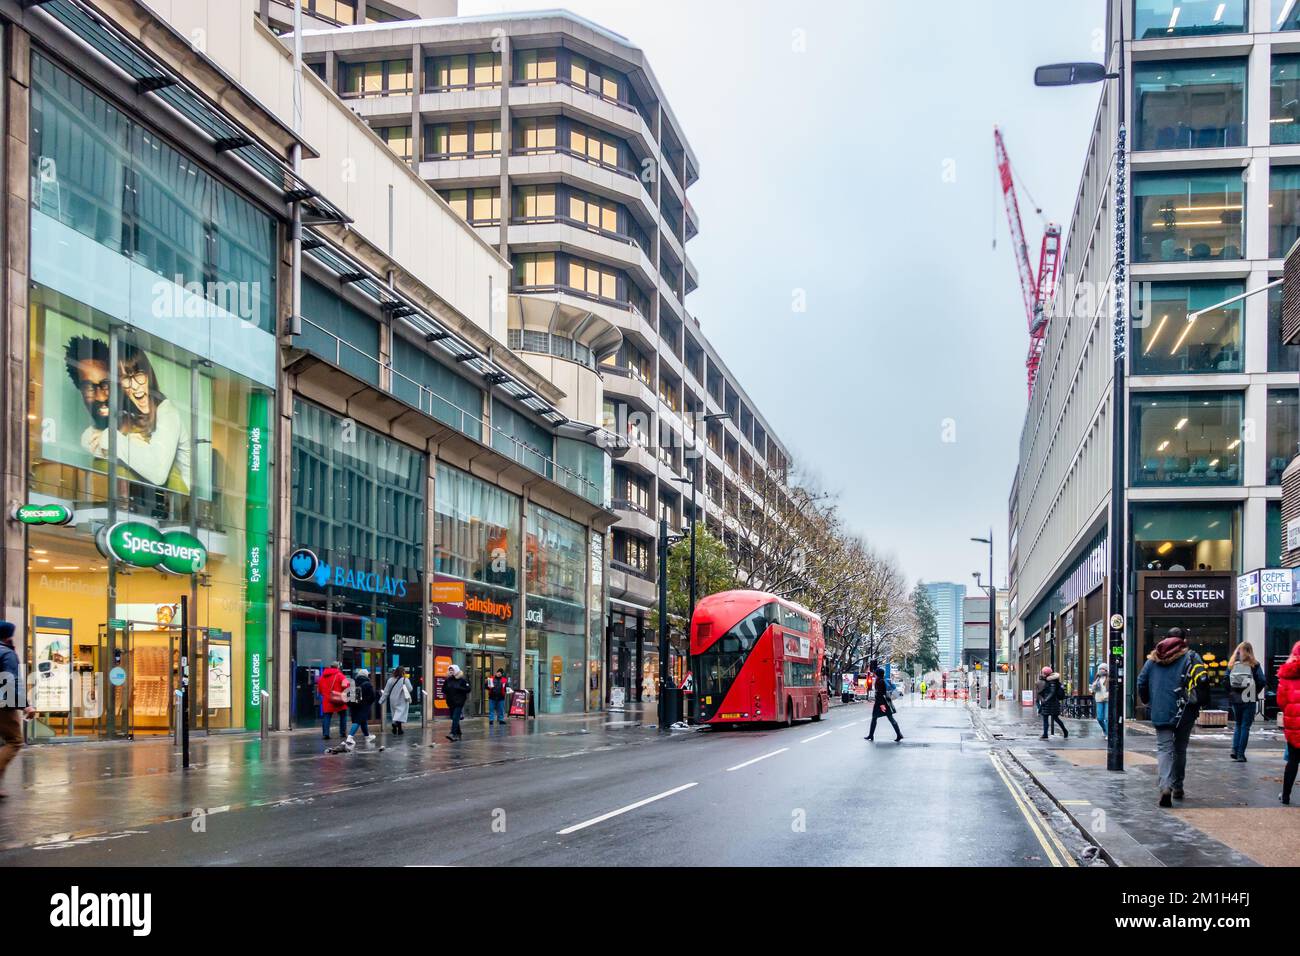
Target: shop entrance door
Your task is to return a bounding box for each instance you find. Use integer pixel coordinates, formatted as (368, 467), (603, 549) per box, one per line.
(99, 618), (176, 739)
(471, 651), (513, 718)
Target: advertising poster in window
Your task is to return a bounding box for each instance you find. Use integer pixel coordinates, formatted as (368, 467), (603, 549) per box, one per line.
(37, 305), (213, 497)
(207, 643), (232, 710)
(32, 617), (73, 713)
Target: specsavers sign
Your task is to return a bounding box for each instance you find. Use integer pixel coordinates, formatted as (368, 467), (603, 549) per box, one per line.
(96, 521), (207, 574)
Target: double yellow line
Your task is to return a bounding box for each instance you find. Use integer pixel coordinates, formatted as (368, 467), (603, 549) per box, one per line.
(988, 752), (1076, 867)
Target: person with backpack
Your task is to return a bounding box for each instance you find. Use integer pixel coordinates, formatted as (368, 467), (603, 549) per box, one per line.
(1225, 642), (1266, 762)
(1090, 663), (1109, 735)
(345, 668), (377, 749)
(1037, 670), (1068, 739)
(443, 664), (471, 742)
(317, 661), (350, 741)
(1278, 642), (1300, 805)
(486, 667), (510, 725)
(864, 660), (903, 743)
(0, 621), (35, 798)
(1137, 628), (1211, 808)
(379, 666), (413, 736)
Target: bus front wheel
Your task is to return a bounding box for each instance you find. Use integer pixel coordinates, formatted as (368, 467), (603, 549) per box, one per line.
(811, 700), (822, 722)
(785, 697), (795, 728)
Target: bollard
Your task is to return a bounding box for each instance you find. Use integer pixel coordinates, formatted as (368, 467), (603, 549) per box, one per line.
(260, 689), (271, 742)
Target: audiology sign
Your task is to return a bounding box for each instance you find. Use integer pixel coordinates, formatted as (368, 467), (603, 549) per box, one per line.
(96, 521), (207, 574)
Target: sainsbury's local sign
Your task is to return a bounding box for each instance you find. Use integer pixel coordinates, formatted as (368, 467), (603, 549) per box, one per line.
(96, 522), (207, 575)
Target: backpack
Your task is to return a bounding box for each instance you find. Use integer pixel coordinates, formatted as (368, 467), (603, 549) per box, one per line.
(1173, 655), (1212, 727)
(1229, 662), (1256, 702)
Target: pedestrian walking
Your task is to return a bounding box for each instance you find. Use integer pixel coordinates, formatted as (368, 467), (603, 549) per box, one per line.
(486, 667), (510, 725)
(443, 664), (471, 742)
(1091, 664), (1109, 735)
(1137, 627), (1211, 808)
(0, 621), (35, 798)
(864, 660), (902, 743)
(1037, 670), (1068, 739)
(345, 668), (378, 749)
(1225, 642), (1266, 762)
(317, 661), (350, 741)
(380, 666), (413, 736)
(1278, 641), (1300, 805)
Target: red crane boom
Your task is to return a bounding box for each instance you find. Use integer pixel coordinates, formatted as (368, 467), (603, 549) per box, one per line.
(994, 126), (1062, 396)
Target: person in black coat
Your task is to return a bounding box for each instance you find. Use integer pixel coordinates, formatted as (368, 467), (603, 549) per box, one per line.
(346, 668), (377, 747)
(863, 661), (902, 743)
(443, 664), (471, 742)
(1037, 671), (1068, 739)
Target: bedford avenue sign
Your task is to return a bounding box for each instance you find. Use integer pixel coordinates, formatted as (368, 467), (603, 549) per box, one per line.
(96, 521), (208, 575)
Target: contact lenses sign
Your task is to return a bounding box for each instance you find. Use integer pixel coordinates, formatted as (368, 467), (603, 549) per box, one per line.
(96, 522), (207, 574)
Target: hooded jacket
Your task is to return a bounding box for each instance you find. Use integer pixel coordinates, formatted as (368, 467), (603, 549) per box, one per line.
(317, 666), (349, 714)
(1037, 674), (1064, 716)
(1277, 643), (1300, 749)
(443, 671), (471, 709)
(1136, 638), (1204, 730)
(348, 672), (376, 719)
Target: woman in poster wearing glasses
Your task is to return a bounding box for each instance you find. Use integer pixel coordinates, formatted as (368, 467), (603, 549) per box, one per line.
(85, 343), (192, 494)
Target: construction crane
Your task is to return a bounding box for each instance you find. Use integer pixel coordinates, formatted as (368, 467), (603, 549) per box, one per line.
(994, 126), (1061, 396)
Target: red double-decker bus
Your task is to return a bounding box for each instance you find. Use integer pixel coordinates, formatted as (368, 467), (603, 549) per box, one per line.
(690, 589), (828, 726)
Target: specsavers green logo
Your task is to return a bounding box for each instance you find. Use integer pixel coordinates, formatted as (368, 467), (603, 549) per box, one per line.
(97, 522), (207, 575)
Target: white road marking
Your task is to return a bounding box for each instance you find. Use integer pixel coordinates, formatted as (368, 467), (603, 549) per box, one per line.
(725, 747), (789, 772)
(842, 719), (862, 728)
(556, 782), (699, 835)
(800, 731), (832, 744)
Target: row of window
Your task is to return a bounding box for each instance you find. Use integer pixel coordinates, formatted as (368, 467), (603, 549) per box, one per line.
(1130, 282), (1299, 374)
(407, 117), (633, 175)
(505, 328), (596, 369)
(299, 0), (399, 28)
(439, 182), (648, 248)
(1133, 56), (1300, 151)
(1132, 166), (1300, 261)
(512, 252), (625, 304)
(1130, 389), (1298, 487)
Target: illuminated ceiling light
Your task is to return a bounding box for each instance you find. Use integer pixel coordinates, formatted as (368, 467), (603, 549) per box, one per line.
(1213, 2), (1225, 21)
(1158, 440), (1171, 451)
(1158, 541), (1174, 555)
(1168, 6), (1181, 31)
(1174, 417), (1188, 430)
(1227, 438), (1241, 449)
(1144, 314), (1169, 354)
(1208, 520), (1220, 528)
(1209, 459), (1219, 467)
(1282, 0), (1297, 26)
(1170, 318), (1197, 354)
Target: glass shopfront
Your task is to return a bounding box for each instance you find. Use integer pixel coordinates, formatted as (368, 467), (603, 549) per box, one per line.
(289, 401), (425, 726)
(432, 462), (521, 717)
(24, 55), (276, 740)
(526, 503), (588, 714)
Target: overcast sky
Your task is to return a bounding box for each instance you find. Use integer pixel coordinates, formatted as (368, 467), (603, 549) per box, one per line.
(463, 0), (1106, 590)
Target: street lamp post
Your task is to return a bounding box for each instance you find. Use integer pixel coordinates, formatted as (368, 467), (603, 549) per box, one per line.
(971, 533), (995, 709)
(1034, 4), (1128, 771)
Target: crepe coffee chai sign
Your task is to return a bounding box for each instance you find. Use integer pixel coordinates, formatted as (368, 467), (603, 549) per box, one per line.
(1142, 576), (1230, 616)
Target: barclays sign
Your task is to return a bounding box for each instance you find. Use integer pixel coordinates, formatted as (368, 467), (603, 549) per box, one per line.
(289, 548), (409, 598)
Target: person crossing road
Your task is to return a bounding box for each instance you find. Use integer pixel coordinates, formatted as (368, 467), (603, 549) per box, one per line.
(864, 660), (903, 743)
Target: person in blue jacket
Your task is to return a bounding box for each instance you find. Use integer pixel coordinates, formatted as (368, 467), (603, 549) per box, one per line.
(1137, 628), (1210, 808)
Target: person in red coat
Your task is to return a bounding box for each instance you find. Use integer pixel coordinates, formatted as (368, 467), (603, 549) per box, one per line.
(317, 662), (351, 741)
(1279, 642), (1300, 805)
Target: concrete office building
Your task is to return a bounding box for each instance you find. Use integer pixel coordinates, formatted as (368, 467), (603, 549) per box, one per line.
(293, 6), (797, 703)
(925, 582), (966, 670)
(1009, 0), (1300, 714)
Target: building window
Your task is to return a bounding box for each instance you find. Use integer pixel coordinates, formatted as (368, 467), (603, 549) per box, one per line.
(567, 256), (620, 302)
(441, 187), (501, 225)
(1131, 503), (1238, 573)
(1275, 0), (1300, 30)
(514, 184), (557, 220)
(569, 189), (620, 234)
(569, 54), (623, 103)
(1268, 389), (1299, 484)
(1269, 285), (1300, 371)
(1271, 55), (1300, 144)
(513, 117), (557, 152)
(1131, 391), (1243, 486)
(1268, 501), (1283, 566)
(1131, 281), (1243, 374)
(1271, 166), (1300, 257)
(513, 253), (556, 288)
(427, 52), (501, 91)
(1133, 171), (1244, 262)
(1134, 0), (1246, 38)
(569, 121), (622, 170)
(426, 120), (499, 159)
(300, 0), (357, 26)
(340, 59), (411, 98)
(1134, 59), (1245, 150)
(514, 50), (558, 84)
(376, 125), (411, 161)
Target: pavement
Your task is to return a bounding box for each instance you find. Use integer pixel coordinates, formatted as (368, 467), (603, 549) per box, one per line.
(0, 695), (1088, 866)
(967, 698), (1298, 867)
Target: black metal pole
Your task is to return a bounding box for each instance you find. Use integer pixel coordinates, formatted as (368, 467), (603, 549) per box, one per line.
(180, 593), (190, 769)
(987, 530), (995, 709)
(1107, 7), (1128, 773)
(657, 517), (669, 730)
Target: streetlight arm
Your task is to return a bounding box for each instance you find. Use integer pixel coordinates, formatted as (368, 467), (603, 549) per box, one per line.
(1185, 279), (1282, 322)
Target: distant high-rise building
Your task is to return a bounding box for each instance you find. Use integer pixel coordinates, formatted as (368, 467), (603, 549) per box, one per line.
(924, 582), (966, 671)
